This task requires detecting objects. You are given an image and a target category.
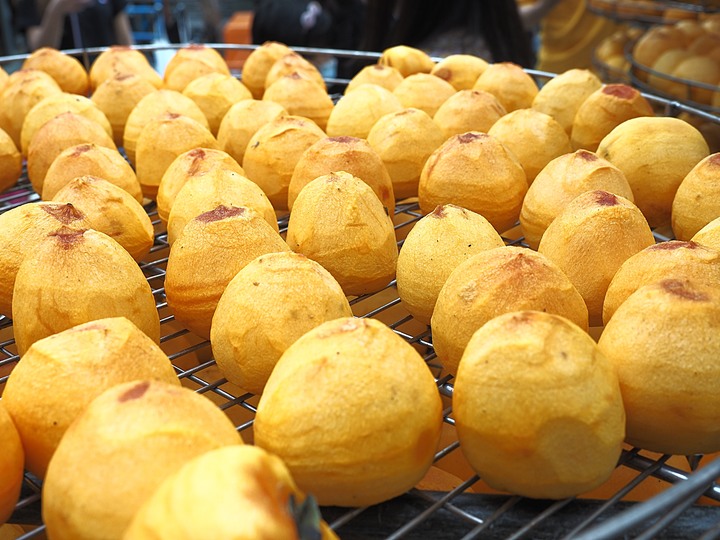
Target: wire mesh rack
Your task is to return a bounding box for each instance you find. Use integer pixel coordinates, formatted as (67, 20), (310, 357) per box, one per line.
(1, 43), (720, 539)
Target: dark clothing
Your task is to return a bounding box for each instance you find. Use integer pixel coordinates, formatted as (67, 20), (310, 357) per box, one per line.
(13, 0), (127, 50)
(252, 0), (365, 52)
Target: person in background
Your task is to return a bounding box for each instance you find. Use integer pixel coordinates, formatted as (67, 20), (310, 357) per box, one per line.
(361, 0), (546, 68)
(13, 0), (133, 51)
(251, 0), (366, 78)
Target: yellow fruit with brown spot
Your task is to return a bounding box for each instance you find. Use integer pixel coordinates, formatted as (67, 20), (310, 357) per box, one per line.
(211, 251), (352, 395)
(431, 246), (589, 375)
(538, 190), (655, 326)
(571, 84), (654, 152)
(396, 204), (504, 325)
(165, 205), (290, 339)
(157, 147), (245, 224)
(286, 171), (398, 296)
(520, 149), (634, 250)
(598, 279), (720, 455)
(42, 380), (243, 540)
(12, 228), (160, 355)
(430, 54), (488, 91)
(166, 169), (278, 245)
(603, 240), (720, 324)
(0, 202), (91, 316)
(418, 132), (528, 235)
(52, 175), (154, 262)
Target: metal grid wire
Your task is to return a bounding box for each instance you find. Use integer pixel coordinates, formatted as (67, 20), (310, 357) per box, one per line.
(0, 180), (719, 539)
(1, 43), (720, 539)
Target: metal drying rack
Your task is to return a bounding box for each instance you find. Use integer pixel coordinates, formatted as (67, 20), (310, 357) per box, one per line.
(1, 43), (720, 539)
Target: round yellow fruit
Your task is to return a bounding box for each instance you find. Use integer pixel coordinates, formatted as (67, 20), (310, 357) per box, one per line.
(431, 246), (589, 375)
(286, 171), (398, 296)
(123, 89), (209, 165)
(165, 205), (290, 339)
(42, 380), (242, 540)
(418, 132), (528, 235)
(392, 73), (456, 117)
(325, 83), (403, 139)
(345, 63), (404, 94)
(430, 54), (488, 91)
(537, 190), (655, 327)
(597, 116), (710, 228)
(124, 445), (338, 540)
(12, 228), (160, 355)
(531, 68), (602, 135)
(216, 99), (287, 166)
(242, 115), (326, 211)
(603, 240), (720, 324)
(472, 62), (538, 113)
(487, 108), (572, 185)
(2, 317), (179, 479)
(598, 279), (720, 455)
(367, 108), (446, 200)
(433, 89), (506, 140)
(520, 149), (634, 250)
(254, 317), (443, 507)
(672, 152), (720, 241)
(379, 45), (435, 77)
(42, 143), (142, 203)
(263, 72), (333, 131)
(135, 113), (219, 200)
(240, 41), (294, 99)
(211, 251), (352, 395)
(182, 72), (252, 135)
(396, 203), (504, 325)
(454, 311), (625, 499)
(571, 84), (655, 152)
(288, 135), (395, 214)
